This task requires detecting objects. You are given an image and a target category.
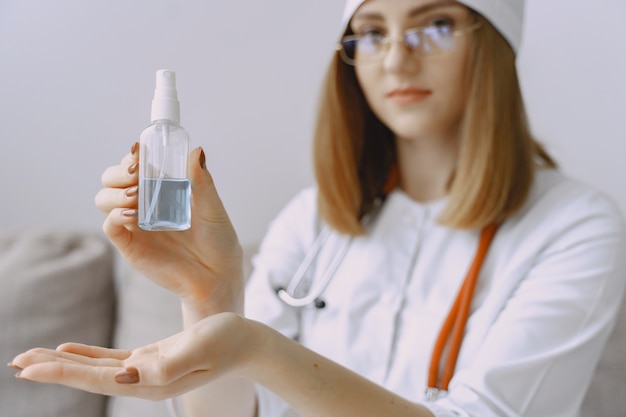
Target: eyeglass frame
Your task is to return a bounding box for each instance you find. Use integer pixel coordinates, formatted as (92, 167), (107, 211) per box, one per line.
(336, 20), (482, 66)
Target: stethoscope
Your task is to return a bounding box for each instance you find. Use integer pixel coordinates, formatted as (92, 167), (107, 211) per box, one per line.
(275, 226), (352, 309)
(275, 221), (499, 402)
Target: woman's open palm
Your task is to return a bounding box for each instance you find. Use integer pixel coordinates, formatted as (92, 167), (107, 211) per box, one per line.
(11, 313), (253, 400)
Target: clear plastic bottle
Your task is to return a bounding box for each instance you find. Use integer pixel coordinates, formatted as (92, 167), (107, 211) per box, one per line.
(138, 69), (191, 231)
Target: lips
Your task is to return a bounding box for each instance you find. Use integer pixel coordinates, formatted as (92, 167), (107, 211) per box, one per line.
(387, 87), (432, 105)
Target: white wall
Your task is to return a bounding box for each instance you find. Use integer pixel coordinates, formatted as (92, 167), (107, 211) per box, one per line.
(1, 0), (625, 245)
(519, 1), (626, 218)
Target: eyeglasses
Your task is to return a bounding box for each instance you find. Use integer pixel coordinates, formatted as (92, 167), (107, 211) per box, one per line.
(337, 21), (481, 66)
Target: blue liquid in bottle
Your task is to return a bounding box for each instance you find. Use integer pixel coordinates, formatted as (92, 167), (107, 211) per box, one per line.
(138, 177), (190, 231)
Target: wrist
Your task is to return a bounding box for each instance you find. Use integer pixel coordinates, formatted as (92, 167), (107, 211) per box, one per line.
(236, 319), (291, 384)
(180, 262), (246, 326)
(233, 318), (273, 381)
(181, 293), (244, 326)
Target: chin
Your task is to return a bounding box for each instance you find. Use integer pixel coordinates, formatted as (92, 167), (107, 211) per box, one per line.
(385, 114), (462, 142)
(390, 123), (445, 141)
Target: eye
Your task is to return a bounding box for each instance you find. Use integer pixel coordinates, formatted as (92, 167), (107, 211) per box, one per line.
(430, 17), (454, 27)
(360, 27), (385, 41)
(421, 17), (456, 52)
(430, 17), (454, 29)
(357, 28), (386, 54)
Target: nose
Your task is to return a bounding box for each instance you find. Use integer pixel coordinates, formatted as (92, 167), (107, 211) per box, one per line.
(382, 38), (420, 73)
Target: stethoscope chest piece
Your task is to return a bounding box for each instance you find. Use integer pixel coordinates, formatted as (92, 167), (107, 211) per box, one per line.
(424, 387), (447, 402)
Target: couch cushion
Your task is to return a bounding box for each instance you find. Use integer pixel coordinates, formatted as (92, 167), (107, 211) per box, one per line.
(0, 231), (115, 417)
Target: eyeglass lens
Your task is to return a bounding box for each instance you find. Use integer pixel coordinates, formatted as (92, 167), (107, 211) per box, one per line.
(343, 25), (456, 62)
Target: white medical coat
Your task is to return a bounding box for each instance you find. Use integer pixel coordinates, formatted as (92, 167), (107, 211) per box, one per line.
(245, 169), (626, 417)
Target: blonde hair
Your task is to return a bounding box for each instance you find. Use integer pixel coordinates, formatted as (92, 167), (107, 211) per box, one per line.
(313, 14), (556, 235)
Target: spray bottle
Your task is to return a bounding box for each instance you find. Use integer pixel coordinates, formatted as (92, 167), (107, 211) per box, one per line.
(138, 69), (191, 231)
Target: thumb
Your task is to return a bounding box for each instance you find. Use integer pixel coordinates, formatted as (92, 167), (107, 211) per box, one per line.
(188, 147), (232, 226)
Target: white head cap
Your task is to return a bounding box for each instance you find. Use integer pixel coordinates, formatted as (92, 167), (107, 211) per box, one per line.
(341, 0), (525, 53)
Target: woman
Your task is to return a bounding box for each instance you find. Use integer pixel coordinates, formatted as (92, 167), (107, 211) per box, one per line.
(11, 0), (626, 416)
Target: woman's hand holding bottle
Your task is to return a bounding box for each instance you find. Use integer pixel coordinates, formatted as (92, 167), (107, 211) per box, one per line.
(95, 143), (244, 318)
(10, 144), (258, 416)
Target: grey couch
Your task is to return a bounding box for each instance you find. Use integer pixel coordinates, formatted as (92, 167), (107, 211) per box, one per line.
(1, 231), (624, 417)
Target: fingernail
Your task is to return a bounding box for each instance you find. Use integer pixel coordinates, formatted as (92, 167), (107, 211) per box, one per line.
(115, 367), (139, 384)
(122, 209), (137, 217)
(125, 186), (138, 197)
(199, 148), (206, 170)
(128, 162), (138, 175)
(7, 362), (23, 371)
(131, 142), (139, 157)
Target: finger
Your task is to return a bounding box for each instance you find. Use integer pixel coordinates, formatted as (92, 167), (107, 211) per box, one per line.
(101, 159), (138, 189)
(18, 360), (214, 401)
(14, 343), (216, 401)
(95, 186), (138, 213)
(130, 333), (208, 386)
(102, 208), (139, 249)
(134, 369), (215, 400)
(57, 343), (132, 361)
(114, 365), (215, 400)
(188, 147), (232, 225)
(12, 348), (64, 369)
(118, 142), (139, 165)
(17, 361), (125, 395)
(129, 141), (139, 163)
(13, 347), (123, 369)
(100, 142), (139, 189)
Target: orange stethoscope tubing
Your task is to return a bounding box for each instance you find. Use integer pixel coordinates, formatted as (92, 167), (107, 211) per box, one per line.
(427, 223), (499, 396)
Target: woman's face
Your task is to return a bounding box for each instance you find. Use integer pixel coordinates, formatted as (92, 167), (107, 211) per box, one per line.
(349, 0), (475, 142)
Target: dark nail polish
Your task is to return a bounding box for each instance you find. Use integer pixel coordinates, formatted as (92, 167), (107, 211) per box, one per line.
(125, 186), (138, 197)
(199, 148), (206, 170)
(131, 142), (139, 157)
(115, 367), (139, 384)
(128, 162), (138, 175)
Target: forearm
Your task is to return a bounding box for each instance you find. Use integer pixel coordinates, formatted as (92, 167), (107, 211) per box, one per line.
(182, 377), (256, 417)
(179, 278), (256, 417)
(247, 321), (435, 417)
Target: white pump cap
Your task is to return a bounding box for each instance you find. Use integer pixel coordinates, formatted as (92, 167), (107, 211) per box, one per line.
(150, 69), (180, 123)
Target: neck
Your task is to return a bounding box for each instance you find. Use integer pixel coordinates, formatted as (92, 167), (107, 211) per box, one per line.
(395, 134), (459, 203)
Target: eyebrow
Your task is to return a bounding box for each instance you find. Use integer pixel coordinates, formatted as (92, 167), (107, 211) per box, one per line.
(352, 0), (460, 23)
